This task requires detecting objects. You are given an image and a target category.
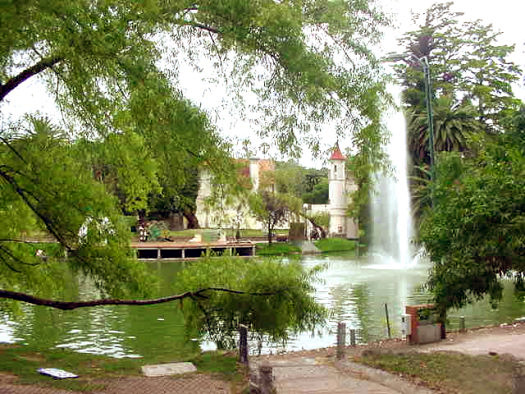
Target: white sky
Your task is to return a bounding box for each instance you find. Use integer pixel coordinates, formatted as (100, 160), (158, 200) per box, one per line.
(1, 1), (524, 167)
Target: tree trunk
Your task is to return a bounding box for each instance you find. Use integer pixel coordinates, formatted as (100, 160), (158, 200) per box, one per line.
(307, 217), (327, 238)
(183, 210), (200, 229)
(267, 219), (272, 245)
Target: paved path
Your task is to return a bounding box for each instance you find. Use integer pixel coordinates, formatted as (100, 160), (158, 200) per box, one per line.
(419, 323), (525, 359)
(299, 241), (321, 255)
(253, 355), (431, 394)
(0, 373), (231, 394)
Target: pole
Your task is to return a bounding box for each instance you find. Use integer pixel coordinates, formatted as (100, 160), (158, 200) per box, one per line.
(385, 303), (391, 339)
(337, 322), (346, 359)
(239, 325), (248, 365)
(421, 56), (436, 207)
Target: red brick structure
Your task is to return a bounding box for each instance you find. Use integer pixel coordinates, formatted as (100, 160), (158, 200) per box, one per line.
(405, 304), (442, 345)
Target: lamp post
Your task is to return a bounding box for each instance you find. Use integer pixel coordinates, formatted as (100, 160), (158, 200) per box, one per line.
(412, 55), (436, 207)
(419, 57), (436, 193)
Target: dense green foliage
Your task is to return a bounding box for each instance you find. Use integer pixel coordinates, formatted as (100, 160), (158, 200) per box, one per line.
(0, 119), (153, 299)
(175, 257), (327, 348)
(421, 118), (525, 312)
(394, 2), (523, 224)
(397, 3), (524, 316)
(0, 0), (389, 301)
(274, 161), (328, 204)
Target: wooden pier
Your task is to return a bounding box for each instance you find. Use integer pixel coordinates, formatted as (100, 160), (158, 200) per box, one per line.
(130, 241), (256, 261)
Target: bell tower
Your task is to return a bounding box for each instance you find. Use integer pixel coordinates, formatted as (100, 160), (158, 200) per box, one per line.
(328, 144), (347, 237)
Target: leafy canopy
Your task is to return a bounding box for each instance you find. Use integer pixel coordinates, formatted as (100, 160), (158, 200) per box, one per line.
(421, 114), (525, 312)
(1, 0), (388, 302)
(175, 256), (327, 348)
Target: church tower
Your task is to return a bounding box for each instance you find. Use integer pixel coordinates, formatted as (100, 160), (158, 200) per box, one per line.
(328, 144), (347, 237)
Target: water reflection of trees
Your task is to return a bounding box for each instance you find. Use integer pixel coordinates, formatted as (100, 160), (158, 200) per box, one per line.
(10, 262), (199, 361)
(328, 283), (372, 344)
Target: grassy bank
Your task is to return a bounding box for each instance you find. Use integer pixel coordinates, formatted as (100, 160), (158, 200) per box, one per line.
(358, 349), (517, 394)
(0, 344), (240, 392)
(314, 238), (358, 253)
(256, 242), (301, 256)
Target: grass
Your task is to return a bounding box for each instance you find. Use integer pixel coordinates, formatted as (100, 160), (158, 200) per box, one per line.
(358, 349), (518, 394)
(0, 344), (241, 391)
(314, 238), (358, 253)
(256, 242), (301, 256)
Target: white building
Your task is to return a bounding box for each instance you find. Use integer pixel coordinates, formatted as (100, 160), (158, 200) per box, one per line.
(325, 145), (358, 239)
(195, 158), (275, 231)
(195, 147), (358, 239)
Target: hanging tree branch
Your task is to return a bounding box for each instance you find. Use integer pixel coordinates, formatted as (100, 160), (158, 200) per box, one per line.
(0, 55), (63, 102)
(0, 287), (284, 310)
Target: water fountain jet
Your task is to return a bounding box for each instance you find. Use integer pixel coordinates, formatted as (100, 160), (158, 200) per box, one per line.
(369, 86), (414, 269)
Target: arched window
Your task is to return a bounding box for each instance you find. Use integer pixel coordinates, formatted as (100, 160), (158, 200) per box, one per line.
(333, 164), (337, 177)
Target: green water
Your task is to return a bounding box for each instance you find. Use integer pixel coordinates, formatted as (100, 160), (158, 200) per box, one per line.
(2, 255), (525, 358)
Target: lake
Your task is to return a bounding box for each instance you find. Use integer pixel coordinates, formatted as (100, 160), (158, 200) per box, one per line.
(2, 254), (525, 358)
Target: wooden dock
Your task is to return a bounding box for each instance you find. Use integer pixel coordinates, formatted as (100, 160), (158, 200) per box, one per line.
(130, 241), (256, 261)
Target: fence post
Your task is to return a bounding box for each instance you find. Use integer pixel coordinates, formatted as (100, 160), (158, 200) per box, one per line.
(337, 322), (346, 359)
(350, 329), (356, 346)
(385, 303), (391, 339)
(459, 316), (465, 333)
(239, 324), (248, 365)
(259, 363), (274, 394)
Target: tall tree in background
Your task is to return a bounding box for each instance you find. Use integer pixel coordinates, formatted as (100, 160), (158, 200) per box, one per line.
(395, 2), (522, 167)
(0, 0), (388, 304)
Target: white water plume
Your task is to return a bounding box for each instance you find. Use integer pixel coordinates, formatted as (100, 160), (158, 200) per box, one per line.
(370, 87), (414, 267)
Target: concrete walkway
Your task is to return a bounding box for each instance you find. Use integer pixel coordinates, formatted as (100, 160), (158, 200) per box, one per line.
(253, 355), (432, 394)
(419, 322), (525, 359)
(299, 241), (321, 255)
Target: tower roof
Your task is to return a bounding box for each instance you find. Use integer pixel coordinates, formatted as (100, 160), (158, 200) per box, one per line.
(329, 145), (346, 161)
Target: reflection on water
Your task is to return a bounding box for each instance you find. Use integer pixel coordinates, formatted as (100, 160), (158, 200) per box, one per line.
(275, 254), (431, 352)
(2, 255), (525, 358)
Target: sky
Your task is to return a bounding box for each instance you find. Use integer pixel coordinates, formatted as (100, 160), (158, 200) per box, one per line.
(1, 1), (524, 167)
(173, 0), (525, 167)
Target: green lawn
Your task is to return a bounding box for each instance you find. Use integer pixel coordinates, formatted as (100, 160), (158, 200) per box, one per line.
(358, 350), (517, 394)
(256, 242), (301, 256)
(314, 238), (358, 253)
(0, 344), (240, 392)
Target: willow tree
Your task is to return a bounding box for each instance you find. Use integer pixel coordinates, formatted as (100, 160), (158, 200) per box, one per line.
(0, 0), (387, 307)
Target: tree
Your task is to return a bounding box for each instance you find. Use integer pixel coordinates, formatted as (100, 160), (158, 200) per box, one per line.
(302, 178), (329, 204)
(420, 118), (525, 318)
(250, 191), (290, 244)
(175, 256), (326, 348)
(394, 2), (522, 166)
(0, 0), (387, 308)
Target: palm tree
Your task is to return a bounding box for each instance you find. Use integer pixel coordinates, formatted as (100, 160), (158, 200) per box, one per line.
(406, 96), (482, 166)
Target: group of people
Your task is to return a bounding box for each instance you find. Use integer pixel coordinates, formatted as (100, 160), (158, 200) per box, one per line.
(138, 222), (149, 242)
